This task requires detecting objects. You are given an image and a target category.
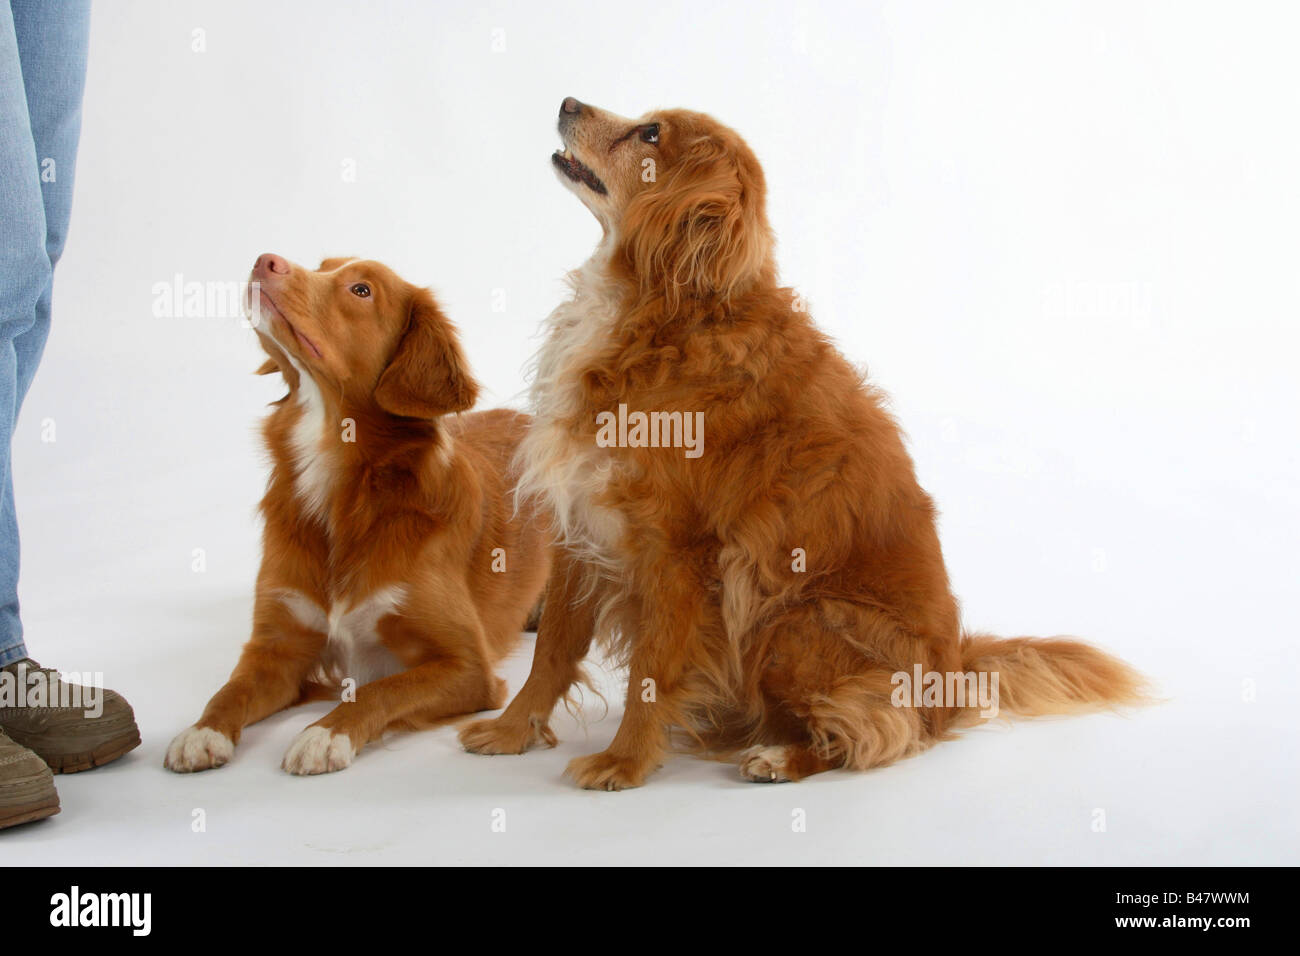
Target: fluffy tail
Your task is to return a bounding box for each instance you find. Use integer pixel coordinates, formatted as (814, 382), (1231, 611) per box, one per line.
(951, 633), (1151, 728)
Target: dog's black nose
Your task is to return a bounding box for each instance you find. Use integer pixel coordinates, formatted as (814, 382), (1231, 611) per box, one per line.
(561, 96), (582, 116)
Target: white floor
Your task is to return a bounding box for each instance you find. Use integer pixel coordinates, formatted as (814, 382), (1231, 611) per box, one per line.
(2, 488), (1294, 865)
(3, 0), (1297, 865)
(3, 640), (1292, 866)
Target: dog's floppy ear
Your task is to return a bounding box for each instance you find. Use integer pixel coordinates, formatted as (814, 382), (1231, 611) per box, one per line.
(620, 132), (773, 310)
(374, 289), (479, 418)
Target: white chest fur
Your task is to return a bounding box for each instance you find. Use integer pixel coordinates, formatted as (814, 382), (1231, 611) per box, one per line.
(276, 586), (407, 687)
(287, 362), (334, 521)
(515, 249), (628, 567)
(268, 353), (404, 688)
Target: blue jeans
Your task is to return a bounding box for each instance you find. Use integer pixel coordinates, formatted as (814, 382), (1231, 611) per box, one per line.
(0, 0), (90, 666)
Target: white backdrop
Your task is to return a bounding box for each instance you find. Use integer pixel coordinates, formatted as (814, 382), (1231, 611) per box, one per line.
(4, 0), (1296, 864)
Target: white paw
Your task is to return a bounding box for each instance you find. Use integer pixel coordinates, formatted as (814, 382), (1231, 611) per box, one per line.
(281, 726), (355, 775)
(164, 726), (234, 773)
(739, 745), (791, 783)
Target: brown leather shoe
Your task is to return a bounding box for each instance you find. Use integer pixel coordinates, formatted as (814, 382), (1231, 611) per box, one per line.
(0, 728), (59, 829)
(0, 659), (141, 773)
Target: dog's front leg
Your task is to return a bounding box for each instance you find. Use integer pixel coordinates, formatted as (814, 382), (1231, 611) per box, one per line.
(280, 601), (500, 775)
(165, 585), (328, 773)
(565, 558), (712, 791)
(460, 548), (599, 755)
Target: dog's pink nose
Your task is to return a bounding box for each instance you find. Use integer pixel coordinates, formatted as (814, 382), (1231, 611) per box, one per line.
(560, 96), (582, 116)
(253, 253), (290, 278)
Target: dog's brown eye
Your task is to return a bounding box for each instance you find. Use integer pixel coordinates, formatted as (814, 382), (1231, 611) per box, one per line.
(350, 283), (371, 298)
(639, 124), (659, 145)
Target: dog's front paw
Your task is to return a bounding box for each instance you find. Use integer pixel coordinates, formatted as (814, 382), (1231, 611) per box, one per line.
(460, 715), (556, 755)
(281, 726), (355, 775)
(164, 726), (234, 773)
(566, 749), (655, 791)
(738, 745), (793, 783)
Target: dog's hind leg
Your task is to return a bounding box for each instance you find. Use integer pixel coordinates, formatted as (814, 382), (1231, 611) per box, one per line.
(740, 604), (934, 782)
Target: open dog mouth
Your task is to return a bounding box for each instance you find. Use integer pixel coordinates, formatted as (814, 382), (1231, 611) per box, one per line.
(256, 290), (323, 360)
(552, 147), (607, 195)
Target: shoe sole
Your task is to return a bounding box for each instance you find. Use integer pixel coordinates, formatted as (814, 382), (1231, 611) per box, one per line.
(0, 797), (60, 830)
(44, 731), (142, 774)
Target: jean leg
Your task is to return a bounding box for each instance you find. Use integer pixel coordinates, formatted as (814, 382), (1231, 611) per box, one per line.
(11, 0), (90, 405)
(0, 2), (46, 665)
(0, 0), (88, 665)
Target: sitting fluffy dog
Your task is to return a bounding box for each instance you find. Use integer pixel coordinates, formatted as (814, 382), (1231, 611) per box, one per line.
(459, 98), (1147, 789)
(166, 255), (550, 775)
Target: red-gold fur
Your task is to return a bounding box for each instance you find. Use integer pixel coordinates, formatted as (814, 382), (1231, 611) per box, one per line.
(166, 256), (550, 775)
(459, 101), (1149, 789)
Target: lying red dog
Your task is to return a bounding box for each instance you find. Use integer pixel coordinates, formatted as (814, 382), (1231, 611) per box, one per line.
(166, 255), (550, 774)
(460, 99), (1148, 789)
